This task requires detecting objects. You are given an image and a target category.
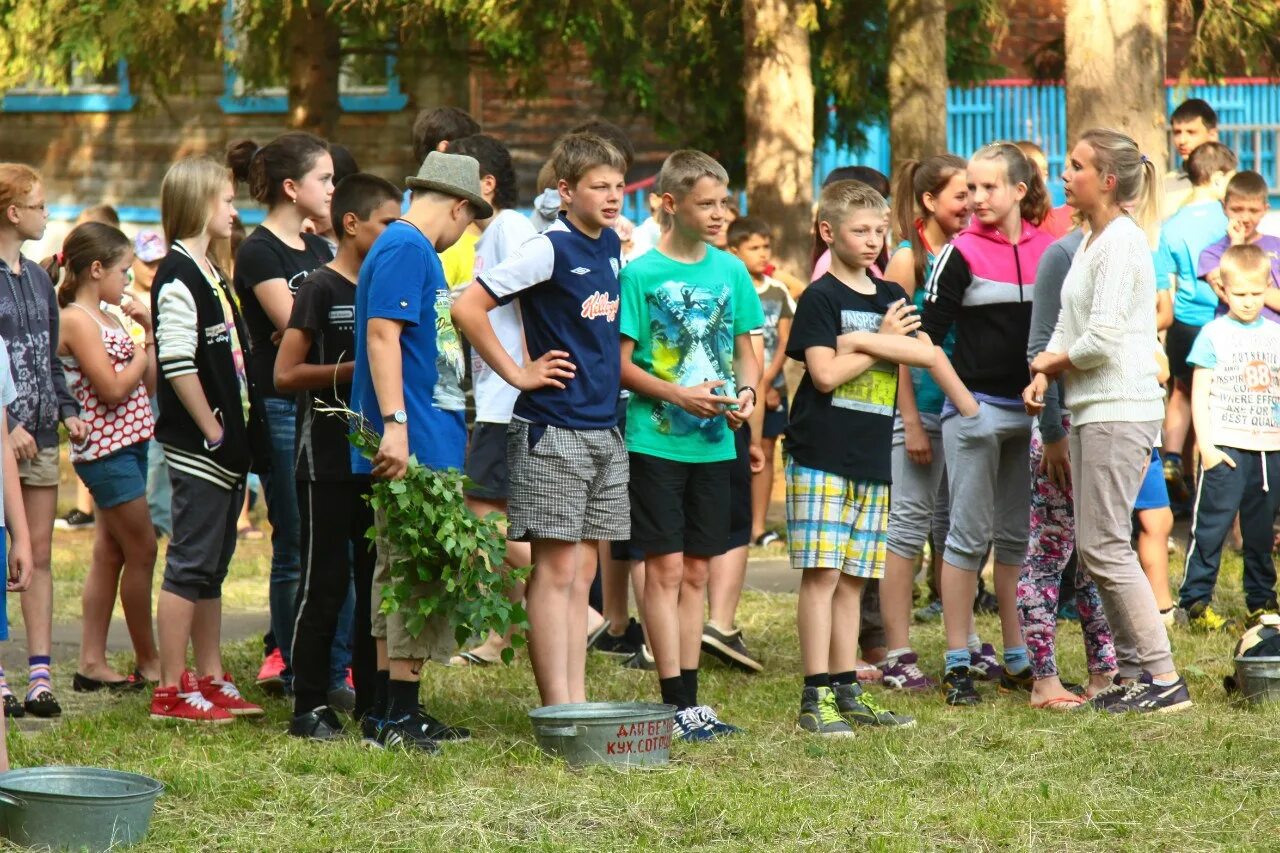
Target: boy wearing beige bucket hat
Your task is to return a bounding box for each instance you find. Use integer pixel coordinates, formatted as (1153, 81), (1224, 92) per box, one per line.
(349, 150), (491, 752)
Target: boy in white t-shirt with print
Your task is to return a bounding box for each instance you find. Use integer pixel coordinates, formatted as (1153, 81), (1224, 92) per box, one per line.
(1179, 244), (1280, 627)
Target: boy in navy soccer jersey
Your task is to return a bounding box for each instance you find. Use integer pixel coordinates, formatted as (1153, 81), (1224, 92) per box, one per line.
(452, 133), (630, 708)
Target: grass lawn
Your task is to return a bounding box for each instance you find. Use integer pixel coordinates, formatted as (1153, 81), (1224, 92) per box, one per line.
(8, 530), (1280, 851)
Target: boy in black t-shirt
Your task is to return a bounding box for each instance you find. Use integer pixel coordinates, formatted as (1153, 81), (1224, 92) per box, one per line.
(785, 181), (934, 736)
(274, 173), (402, 740)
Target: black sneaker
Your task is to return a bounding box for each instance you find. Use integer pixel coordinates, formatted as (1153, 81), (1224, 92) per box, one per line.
(54, 509), (94, 530)
(417, 709), (471, 743)
(374, 712), (442, 753)
(701, 623), (763, 673)
(1106, 673), (1193, 715)
(622, 644), (656, 670)
(290, 705), (346, 741)
(943, 667), (981, 706)
(594, 618), (642, 657)
(833, 682), (915, 727)
(1087, 675), (1133, 712)
(359, 714), (382, 747)
(998, 667), (1085, 696)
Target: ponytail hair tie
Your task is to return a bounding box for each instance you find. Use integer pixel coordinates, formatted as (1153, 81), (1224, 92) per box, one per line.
(1140, 154), (1150, 164)
(55, 251), (65, 266)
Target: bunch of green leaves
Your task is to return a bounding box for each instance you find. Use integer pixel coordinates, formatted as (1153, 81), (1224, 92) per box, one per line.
(338, 407), (529, 663)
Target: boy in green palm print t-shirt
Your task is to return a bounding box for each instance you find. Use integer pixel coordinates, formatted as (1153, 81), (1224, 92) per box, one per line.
(619, 150), (762, 741)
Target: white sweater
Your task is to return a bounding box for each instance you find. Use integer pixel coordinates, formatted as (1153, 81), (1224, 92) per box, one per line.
(1046, 216), (1165, 426)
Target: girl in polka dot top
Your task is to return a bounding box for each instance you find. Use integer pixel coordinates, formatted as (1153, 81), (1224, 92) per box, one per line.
(54, 222), (160, 689)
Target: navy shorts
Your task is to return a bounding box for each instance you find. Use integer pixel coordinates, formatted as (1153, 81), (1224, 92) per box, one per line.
(762, 395), (788, 439)
(464, 422), (509, 500)
(73, 442), (148, 509)
(1134, 448), (1170, 511)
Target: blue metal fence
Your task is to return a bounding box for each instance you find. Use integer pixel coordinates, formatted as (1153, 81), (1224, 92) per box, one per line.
(815, 80), (1280, 207)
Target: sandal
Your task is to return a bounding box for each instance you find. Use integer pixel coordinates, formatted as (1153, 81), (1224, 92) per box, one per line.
(447, 650), (499, 667)
(1030, 694), (1086, 711)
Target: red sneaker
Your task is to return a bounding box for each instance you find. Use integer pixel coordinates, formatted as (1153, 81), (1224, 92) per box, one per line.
(345, 668), (355, 690)
(256, 648), (285, 690)
(150, 672), (234, 724)
(198, 674), (264, 717)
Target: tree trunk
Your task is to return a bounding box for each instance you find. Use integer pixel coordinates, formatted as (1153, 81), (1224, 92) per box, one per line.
(1065, 0), (1167, 174)
(888, 0), (948, 194)
(286, 0), (342, 138)
(743, 0), (814, 281)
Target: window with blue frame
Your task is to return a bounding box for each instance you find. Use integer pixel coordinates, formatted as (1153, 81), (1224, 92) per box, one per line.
(219, 1), (407, 114)
(2, 59), (137, 113)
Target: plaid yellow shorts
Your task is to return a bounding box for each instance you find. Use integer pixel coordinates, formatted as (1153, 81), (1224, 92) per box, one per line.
(785, 460), (889, 577)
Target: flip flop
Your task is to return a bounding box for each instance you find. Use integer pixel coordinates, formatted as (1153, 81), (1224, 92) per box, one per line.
(1030, 694), (1086, 711)
(448, 650), (500, 667)
(586, 618), (612, 650)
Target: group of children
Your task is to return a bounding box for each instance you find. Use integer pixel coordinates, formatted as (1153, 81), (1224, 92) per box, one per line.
(0, 93), (1275, 753)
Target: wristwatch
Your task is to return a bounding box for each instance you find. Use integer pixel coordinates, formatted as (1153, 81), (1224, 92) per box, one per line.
(383, 409), (407, 425)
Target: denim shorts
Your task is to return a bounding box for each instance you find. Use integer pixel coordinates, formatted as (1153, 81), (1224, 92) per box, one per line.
(73, 442), (148, 509)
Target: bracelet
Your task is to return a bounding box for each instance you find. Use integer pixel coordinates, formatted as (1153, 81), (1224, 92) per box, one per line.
(740, 386), (757, 406)
(144, 338), (155, 347)
(203, 433), (224, 451)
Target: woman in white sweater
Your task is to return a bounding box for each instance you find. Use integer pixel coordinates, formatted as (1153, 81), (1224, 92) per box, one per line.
(1024, 128), (1191, 714)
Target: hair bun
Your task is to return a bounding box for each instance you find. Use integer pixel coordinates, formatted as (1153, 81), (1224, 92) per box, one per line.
(225, 139), (260, 185)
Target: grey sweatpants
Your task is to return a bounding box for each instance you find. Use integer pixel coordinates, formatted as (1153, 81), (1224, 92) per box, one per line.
(886, 413), (951, 560)
(1070, 419), (1172, 677)
(940, 403), (1032, 571)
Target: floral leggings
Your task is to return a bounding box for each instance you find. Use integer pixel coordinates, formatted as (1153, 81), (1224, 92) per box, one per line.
(1017, 418), (1117, 679)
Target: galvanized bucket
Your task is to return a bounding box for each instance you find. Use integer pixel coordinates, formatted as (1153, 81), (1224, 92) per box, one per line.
(1234, 656), (1280, 705)
(529, 702), (676, 768)
(0, 766), (163, 851)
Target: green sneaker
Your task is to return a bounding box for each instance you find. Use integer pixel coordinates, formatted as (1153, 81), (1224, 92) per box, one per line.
(833, 682), (915, 727)
(1185, 601), (1231, 632)
(797, 686), (855, 737)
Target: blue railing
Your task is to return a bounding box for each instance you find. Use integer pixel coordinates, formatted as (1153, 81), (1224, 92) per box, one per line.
(816, 80), (1280, 207)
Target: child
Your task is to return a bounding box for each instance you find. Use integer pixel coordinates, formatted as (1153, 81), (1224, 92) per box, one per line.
(227, 133), (335, 691)
(1155, 141), (1237, 505)
(1199, 170), (1280, 318)
(350, 151), (485, 751)
(444, 133), (541, 667)
(1166, 99), (1220, 211)
(275, 173), (402, 739)
(0, 162), (88, 719)
(129, 230), (174, 539)
(1178, 244), (1280, 627)
(879, 154), (969, 692)
(787, 180), (933, 735)
(55, 222), (161, 691)
(1016, 140), (1073, 238)
(452, 133), (630, 710)
(410, 108), (483, 289)
(0, 335), (33, 767)
(728, 217), (793, 549)
(150, 156), (264, 723)
(617, 149), (761, 740)
(919, 142), (1055, 706)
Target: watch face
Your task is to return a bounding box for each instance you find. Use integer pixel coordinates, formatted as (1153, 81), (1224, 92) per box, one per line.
(394, 410), (407, 424)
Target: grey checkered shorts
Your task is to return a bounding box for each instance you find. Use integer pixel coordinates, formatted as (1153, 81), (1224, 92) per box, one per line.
(506, 421), (630, 542)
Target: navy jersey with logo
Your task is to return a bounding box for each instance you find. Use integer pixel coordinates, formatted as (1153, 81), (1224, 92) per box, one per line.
(478, 213), (623, 429)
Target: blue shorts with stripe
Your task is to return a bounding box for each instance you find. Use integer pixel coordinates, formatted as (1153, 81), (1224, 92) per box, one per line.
(785, 460), (888, 578)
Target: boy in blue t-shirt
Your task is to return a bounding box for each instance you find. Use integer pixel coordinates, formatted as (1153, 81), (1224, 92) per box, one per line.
(349, 151), (491, 752)
(786, 180), (934, 735)
(453, 132), (630, 709)
(619, 150), (762, 741)
(1180, 244), (1280, 628)
(1155, 141), (1237, 500)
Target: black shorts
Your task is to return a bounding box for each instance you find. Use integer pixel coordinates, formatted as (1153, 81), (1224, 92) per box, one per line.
(727, 425), (752, 550)
(1166, 319), (1203, 386)
(463, 422), (509, 500)
(763, 394), (788, 439)
(628, 452), (731, 558)
(609, 395), (645, 561)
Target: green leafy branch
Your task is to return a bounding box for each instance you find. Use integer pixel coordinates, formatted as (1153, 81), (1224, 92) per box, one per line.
(320, 403), (529, 663)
